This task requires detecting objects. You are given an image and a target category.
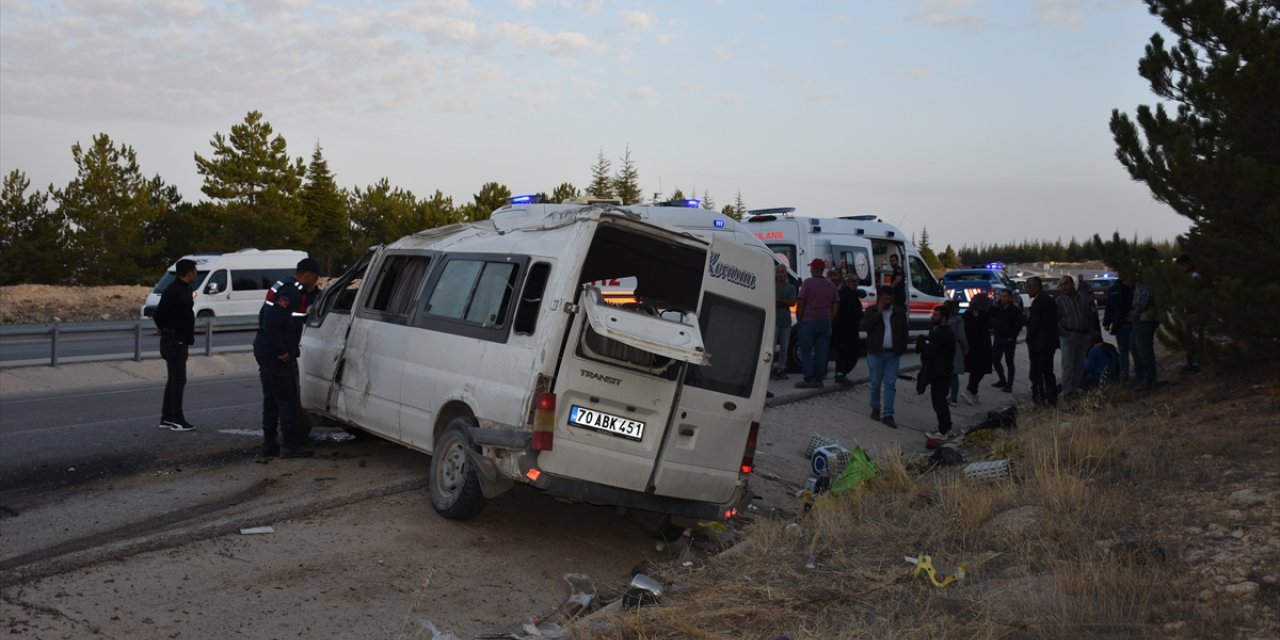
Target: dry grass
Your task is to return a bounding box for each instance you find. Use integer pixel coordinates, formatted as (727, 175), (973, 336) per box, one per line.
(575, 352), (1280, 639)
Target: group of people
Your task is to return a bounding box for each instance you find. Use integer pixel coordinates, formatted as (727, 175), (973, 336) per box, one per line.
(777, 256), (1181, 440)
(154, 257), (324, 459)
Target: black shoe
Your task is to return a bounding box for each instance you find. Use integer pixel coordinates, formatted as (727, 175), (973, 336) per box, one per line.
(881, 416), (897, 429)
(258, 445), (281, 458)
(169, 421), (196, 432)
(1001, 385), (1013, 393)
(766, 391), (775, 398)
(281, 448), (315, 459)
(870, 409), (881, 421)
(991, 381), (1007, 389)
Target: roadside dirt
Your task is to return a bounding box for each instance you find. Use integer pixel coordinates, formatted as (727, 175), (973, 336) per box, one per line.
(0, 285), (151, 324)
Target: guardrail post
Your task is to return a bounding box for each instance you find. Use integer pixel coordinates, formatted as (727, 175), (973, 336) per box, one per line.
(51, 324), (59, 367)
(205, 318), (213, 357)
(134, 323), (143, 361)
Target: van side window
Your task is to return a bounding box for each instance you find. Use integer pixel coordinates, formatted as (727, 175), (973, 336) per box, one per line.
(513, 262), (551, 335)
(204, 269), (227, 295)
(307, 249), (374, 327)
(427, 259), (517, 327)
(365, 255), (431, 318)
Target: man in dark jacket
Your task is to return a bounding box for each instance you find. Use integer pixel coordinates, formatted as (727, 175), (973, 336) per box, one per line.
(154, 259), (198, 431)
(918, 304), (956, 439)
(860, 286), (908, 428)
(1101, 277), (1134, 381)
(830, 270), (865, 385)
(1025, 277), (1059, 407)
(990, 289), (1023, 392)
(962, 293), (993, 404)
(253, 258), (322, 458)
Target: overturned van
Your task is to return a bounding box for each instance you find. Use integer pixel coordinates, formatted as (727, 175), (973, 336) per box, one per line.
(300, 204), (775, 524)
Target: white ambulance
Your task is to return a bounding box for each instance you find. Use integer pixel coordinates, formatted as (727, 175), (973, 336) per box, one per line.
(744, 209), (945, 329)
(141, 249), (309, 319)
(299, 203), (775, 527)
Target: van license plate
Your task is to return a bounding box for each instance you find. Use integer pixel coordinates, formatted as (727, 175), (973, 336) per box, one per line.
(568, 405), (645, 441)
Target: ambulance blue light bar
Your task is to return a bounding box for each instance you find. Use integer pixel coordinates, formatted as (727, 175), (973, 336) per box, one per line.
(713, 219), (726, 228)
(508, 194), (541, 205)
(659, 198), (701, 208)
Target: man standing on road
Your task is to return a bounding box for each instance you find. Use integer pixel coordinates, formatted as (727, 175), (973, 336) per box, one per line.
(772, 264), (797, 380)
(861, 286), (908, 428)
(919, 304), (956, 441)
(794, 259), (838, 389)
(990, 288), (1023, 392)
(254, 258), (322, 459)
(1101, 276), (1135, 381)
(1025, 277), (1059, 407)
(1056, 275), (1095, 398)
(154, 259), (198, 432)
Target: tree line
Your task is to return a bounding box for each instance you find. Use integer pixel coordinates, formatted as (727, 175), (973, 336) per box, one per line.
(0, 111), (750, 286)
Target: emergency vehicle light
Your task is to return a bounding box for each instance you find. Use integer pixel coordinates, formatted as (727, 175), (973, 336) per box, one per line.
(508, 194), (541, 205)
(713, 219), (726, 228)
(660, 198), (702, 208)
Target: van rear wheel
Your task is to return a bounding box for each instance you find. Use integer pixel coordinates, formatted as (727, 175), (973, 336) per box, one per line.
(428, 419), (487, 520)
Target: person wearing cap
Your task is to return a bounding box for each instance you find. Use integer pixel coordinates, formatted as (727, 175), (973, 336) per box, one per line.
(253, 257), (323, 459)
(793, 258), (839, 388)
(860, 285), (908, 428)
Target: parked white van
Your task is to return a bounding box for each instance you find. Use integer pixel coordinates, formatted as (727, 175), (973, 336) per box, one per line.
(141, 249), (309, 319)
(299, 204), (775, 526)
(744, 209), (945, 329)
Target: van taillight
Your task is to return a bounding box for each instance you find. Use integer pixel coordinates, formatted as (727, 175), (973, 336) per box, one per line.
(532, 392), (555, 451)
(739, 421), (760, 474)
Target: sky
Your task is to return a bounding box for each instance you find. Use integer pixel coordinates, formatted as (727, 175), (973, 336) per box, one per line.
(0, 0), (1190, 248)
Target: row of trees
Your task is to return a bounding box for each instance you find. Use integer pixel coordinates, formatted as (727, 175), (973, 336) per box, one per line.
(0, 111), (753, 285)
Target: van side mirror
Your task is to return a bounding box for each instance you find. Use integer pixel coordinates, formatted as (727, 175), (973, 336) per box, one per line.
(205, 282), (221, 294)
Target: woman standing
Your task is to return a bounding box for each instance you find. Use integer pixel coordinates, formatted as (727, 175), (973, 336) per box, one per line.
(962, 293), (994, 404)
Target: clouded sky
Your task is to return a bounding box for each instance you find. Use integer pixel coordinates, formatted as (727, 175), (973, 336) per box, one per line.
(0, 0), (1188, 247)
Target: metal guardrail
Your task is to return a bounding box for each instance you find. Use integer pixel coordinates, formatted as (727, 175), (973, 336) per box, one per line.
(0, 317), (259, 367)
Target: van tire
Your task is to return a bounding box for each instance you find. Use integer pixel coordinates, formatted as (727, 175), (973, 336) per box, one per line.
(428, 419), (487, 520)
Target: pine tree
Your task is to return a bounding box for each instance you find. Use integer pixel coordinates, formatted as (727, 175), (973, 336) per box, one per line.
(727, 190), (747, 221)
(940, 244), (959, 269)
(300, 143), (349, 273)
(0, 170), (64, 285)
(348, 179), (419, 249)
(587, 149), (613, 199)
(51, 134), (171, 284)
(550, 182), (580, 204)
(194, 110), (306, 250)
(1110, 0), (1280, 360)
(700, 190), (715, 211)
(464, 182), (511, 222)
(613, 145), (642, 205)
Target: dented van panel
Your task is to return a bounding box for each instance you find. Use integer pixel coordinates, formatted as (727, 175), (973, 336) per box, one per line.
(300, 204), (774, 523)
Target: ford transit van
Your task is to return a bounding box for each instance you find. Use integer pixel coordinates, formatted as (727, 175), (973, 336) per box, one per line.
(300, 204), (775, 525)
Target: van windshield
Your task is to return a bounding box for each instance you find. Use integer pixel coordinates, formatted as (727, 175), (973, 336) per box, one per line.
(152, 271), (209, 293)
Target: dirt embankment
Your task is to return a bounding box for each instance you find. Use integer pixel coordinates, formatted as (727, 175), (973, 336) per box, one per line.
(0, 285), (152, 324)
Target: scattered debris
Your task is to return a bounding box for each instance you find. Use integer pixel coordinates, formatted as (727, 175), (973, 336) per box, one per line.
(418, 619), (462, 639)
(928, 444), (964, 466)
(904, 554), (966, 587)
(238, 526), (274, 535)
(830, 446), (880, 495)
(963, 459), (1014, 482)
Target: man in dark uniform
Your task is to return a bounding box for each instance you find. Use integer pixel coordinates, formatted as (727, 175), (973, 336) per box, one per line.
(254, 258), (322, 458)
(1025, 277), (1059, 407)
(888, 253), (907, 309)
(154, 259), (198, 432)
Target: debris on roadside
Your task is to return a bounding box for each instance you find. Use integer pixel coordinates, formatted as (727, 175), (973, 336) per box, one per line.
(904, 554), (966, 587)
(238, 526), (274, 535)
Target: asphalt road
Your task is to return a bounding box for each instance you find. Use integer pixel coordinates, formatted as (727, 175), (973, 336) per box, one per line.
(0, 373), (264, 496)
(0, 328), (257, 365)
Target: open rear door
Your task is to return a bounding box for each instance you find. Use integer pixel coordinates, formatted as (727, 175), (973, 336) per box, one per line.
(649, 236), (775, 504)
(537, 286), (708, 493)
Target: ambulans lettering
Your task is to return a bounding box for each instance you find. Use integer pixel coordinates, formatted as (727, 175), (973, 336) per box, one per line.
(707, 251), (758, 290)
(580, 369), (622, 386)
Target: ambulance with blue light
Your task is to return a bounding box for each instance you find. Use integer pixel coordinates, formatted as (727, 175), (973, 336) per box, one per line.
(299, 198), (775, 532)
(744, 208), (945, 329)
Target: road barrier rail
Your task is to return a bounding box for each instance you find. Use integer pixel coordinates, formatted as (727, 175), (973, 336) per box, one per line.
(0, 317), (259, 368)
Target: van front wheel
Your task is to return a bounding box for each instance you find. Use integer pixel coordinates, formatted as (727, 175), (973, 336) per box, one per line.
(428, 420), (487, 520)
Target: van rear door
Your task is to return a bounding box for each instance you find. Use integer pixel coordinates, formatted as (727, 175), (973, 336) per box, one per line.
(650, 235), (773, 504)
(537, 286), (707, 493)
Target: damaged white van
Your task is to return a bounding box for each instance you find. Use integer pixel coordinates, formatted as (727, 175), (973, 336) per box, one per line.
(299, 204), (775, 525)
